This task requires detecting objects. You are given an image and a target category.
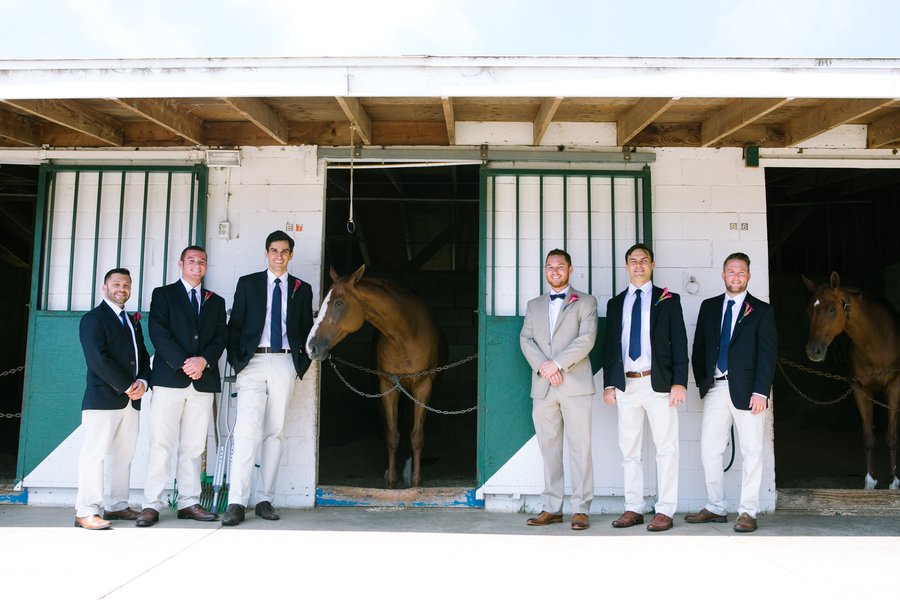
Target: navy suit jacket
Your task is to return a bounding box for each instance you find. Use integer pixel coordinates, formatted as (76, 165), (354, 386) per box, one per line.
(148, 281), (227, 393)
(79, 302), (151, 411)
(227, 271), (313, 379)
(692, 292), (777, 409)
(603, 285), (689, 393)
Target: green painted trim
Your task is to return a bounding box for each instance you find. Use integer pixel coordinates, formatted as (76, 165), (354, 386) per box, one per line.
(194, 166), (208, 249)
(162, 172), (173, 283)
(116, 172), (126, 266)
(138, 172), (149, 312)
(66, 171), (80, 311)
(641, 165), (653, 244)
(587, 177), (593, 292)
(90, 172), (103, 306)
(514, 177), (520, 317)
(477, 169), (488, 485)
(611, 176), (617, 292)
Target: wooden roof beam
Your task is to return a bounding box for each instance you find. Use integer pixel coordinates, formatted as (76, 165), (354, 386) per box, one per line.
(222, 97), (288, 145)
(785, 99), (899, 146)
(335, 97), (372, 145)
(618, 98), (676, 146)
(533, 97), (563, 145)
(114, 98), (204, 145)
(701, 98), (791, 147)
(0, 107), (43, 146)
(441, 97), (455, 145)
(2, 99), (123, 146)
(867, 110), (900, 148)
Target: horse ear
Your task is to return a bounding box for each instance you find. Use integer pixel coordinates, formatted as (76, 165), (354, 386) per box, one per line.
(829, 271), (840, 289)
(350, 264), (366, 284)
(801, 275), (817, 293)
(329, 266), (340, 282)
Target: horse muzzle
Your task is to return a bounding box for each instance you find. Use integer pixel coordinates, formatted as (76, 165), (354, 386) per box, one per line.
(805, 342), (828, 363)
(306, 339), (328, 361)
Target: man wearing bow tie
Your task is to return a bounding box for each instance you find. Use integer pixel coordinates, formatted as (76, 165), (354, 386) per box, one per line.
(222, 231), (313, 526)
(603, 243), (688, 532)
(685, 252), (776, 532)
(136, 246), (227, 527)
(520, 249), (598, 530)
(75, 268), (150, 530)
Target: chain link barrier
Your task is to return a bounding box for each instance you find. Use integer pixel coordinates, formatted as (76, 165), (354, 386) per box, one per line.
(0, 365), (25, 419)
(776, 358), (900, 411)
(327, 353), (479, 415)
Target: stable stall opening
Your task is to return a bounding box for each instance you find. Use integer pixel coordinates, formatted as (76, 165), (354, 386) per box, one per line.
(318, 163), (480, 489)
(767, 167), (900, 489)
(0, 164), (37, 491)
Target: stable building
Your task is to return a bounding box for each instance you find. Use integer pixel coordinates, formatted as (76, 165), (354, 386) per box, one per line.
(1, 56), (899, 513)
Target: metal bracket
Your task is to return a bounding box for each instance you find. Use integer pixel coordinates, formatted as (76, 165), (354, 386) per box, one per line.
(479, 144), (489, 161)
(622, 146), (632, 161)
(352, 143), (362, 159)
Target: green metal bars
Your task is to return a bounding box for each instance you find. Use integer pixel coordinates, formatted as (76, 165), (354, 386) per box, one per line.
(482, 166), (652, 317)
(32, 164), (208, 313)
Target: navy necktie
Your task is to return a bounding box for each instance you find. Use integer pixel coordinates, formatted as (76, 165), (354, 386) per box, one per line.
(717, 299), (735, 374)
(550, 292), (566, 301)
(119, 310), (128, 328)
(190, 288), (200, 318)
(628, 289), (642, 360)
(271, 278), (283, 352)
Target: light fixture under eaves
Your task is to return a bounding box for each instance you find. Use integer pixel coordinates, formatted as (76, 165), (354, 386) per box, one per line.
(206, 149), (241, 167)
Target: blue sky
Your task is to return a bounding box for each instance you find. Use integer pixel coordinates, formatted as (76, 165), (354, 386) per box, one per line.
(1, 0), (897, 59)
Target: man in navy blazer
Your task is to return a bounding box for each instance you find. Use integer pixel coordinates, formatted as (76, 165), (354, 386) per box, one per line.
(75, 268), (150, 530)
(686, 252), (777, 532)
(137, 246), (227, 527)
(603, 243), (688, 532)
(222, 230), (313, 526)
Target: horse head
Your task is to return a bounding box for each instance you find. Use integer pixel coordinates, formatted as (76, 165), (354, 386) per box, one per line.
(306, 264), (367, 361)
(802, 271), (851, 362)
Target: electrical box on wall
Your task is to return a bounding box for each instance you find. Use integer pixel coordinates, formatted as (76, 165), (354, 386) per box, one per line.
(218, 221), (231, 239)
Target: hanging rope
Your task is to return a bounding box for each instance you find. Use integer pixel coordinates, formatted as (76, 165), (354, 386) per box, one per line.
(347, 124), (356, 234)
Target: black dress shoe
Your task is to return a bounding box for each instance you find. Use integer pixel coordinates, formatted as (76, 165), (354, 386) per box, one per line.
(254, 501), (280, 521)
(177, 503), (219, 521)
(104, 507), (139, 520)
(135, 508), (159, 527)
(222, 504), (245, 526)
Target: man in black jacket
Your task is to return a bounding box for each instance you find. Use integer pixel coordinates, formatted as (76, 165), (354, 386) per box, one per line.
(222, 231), (313, 526)
(136, 246), (227, 527)
(75, 268), (150, 530)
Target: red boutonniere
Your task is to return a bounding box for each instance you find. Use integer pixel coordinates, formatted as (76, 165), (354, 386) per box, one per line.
(291, 279), (301, 299)
(655, 288), (673, 306)
(203, 290), (214, 302)
(131, 312), (142, 325)
(738, 301), (753, 323)
(566, 293), (579, 305)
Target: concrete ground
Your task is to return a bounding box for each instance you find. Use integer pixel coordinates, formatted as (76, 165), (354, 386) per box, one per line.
(2, 506), (899, 599)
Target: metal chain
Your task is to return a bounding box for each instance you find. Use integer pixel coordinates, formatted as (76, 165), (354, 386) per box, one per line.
(0, 366), (25, 418)
(776, 358), (900, 411)
(0, 365), (24, 377)
(327, 354), (479, 415)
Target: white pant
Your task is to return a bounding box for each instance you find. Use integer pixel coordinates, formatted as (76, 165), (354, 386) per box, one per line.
(228, 353), (296, 506)
(142, 384), (214, 511)
(616, 376), (679, 517)
(75, 406), (140, 518)
(532, 388), (593, 515)
(700, 381), (766, 518)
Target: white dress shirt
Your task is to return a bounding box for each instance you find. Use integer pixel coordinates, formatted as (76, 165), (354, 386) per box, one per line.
(260, 269), (290, 350)
(621, 281), (653, 372)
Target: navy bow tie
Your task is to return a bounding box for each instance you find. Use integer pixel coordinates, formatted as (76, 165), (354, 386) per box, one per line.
(550, 292), (566, 301)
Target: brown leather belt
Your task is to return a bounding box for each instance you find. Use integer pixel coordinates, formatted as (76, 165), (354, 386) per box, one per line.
(715, 374), (729, 381)
(625, 370), (652, 378)
(256, 347), (290, 354)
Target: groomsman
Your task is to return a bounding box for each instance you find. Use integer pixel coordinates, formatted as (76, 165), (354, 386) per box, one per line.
(686, 252), (776, 532)
(75, 268), (150, 530)
(136, 246), (227, 527)
(222, 231), (313, 526)
(602, 243), (688, 532)
(520, 249), (598, 531)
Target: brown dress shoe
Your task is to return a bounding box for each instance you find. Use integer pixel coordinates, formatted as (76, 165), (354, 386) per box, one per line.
(103, 507), (139, 520)
(177, 503), (219, 522)
(254, 501), (280, 521)
(733, 512), (758, 532)
(135, 508), (159, 527)
(571, 513), (590, 530)
(684, 508), (727, 523)
(74, 514), (112, 530)
(526, 511), (563, 526)
(646, 513), (673, 531)
(611, 511), (644, 528)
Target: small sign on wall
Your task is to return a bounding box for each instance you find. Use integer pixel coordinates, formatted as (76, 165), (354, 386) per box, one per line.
(285, 222), (303, 232)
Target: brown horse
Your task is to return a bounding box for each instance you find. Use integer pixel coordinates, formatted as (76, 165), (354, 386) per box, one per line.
(803, 272), (900, 490)
(306, 265), (442, 488)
